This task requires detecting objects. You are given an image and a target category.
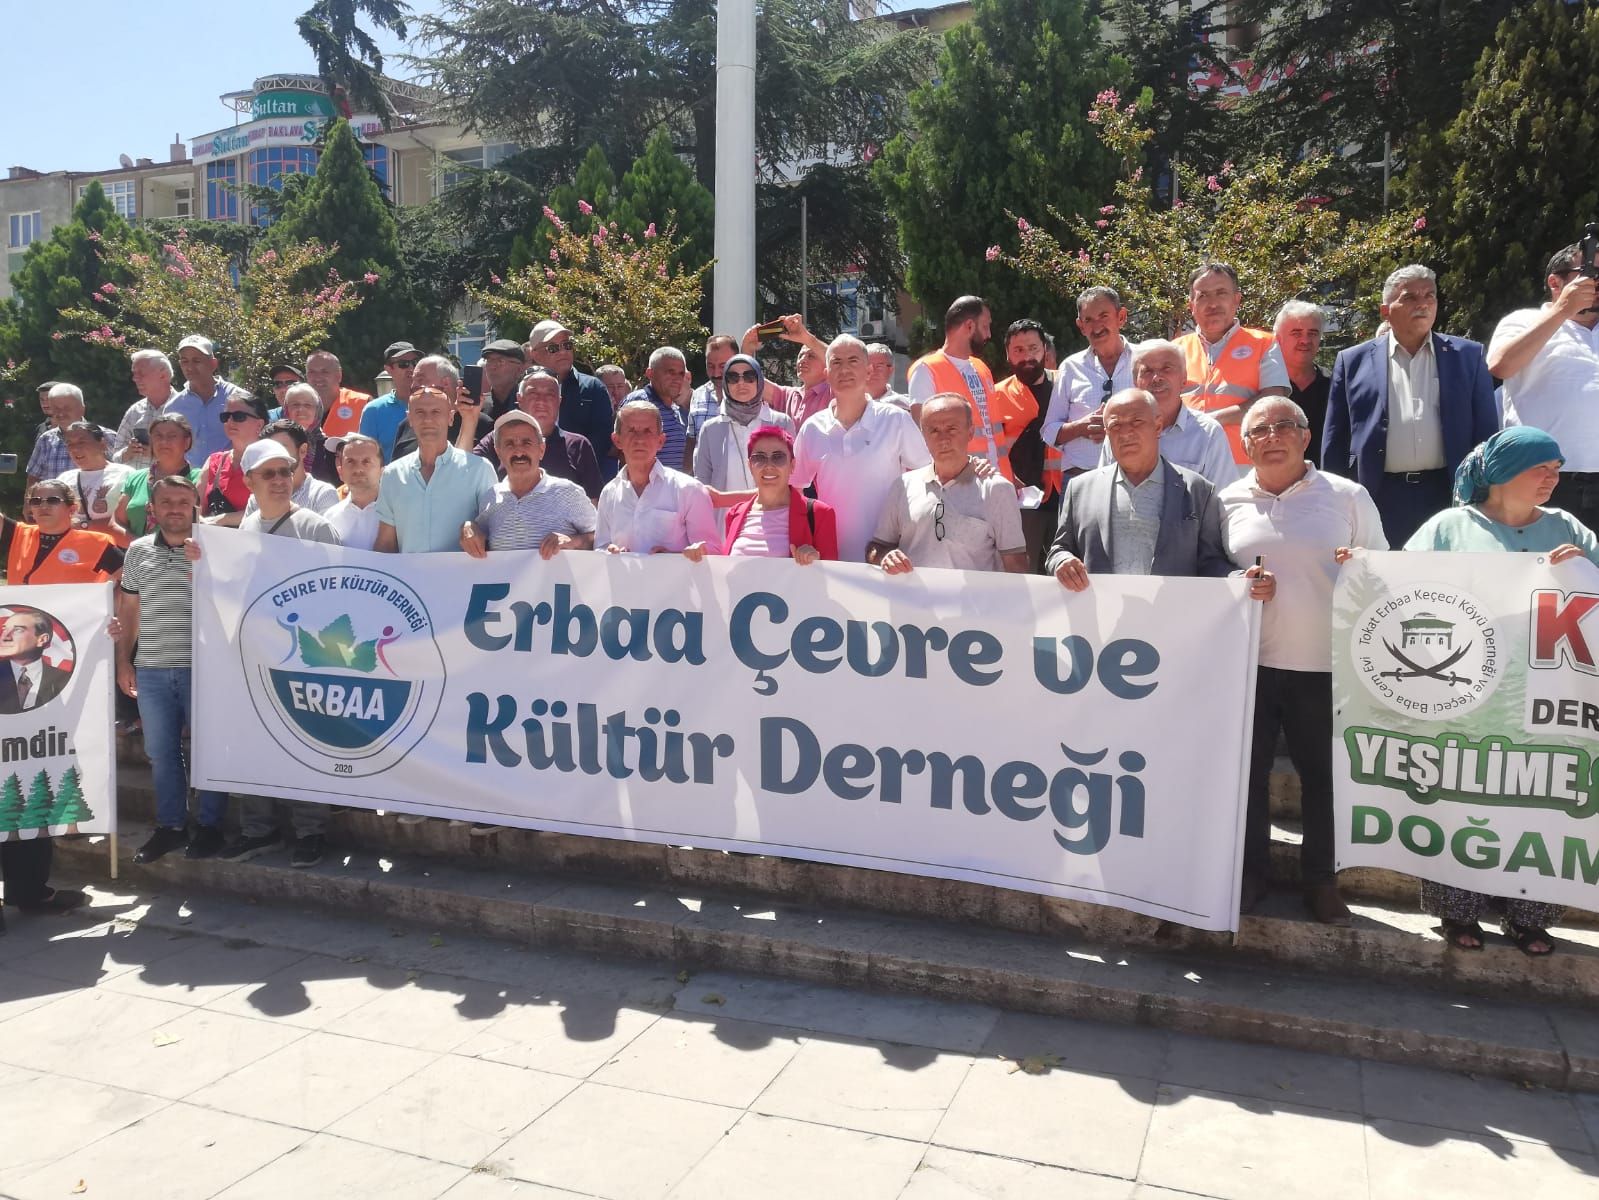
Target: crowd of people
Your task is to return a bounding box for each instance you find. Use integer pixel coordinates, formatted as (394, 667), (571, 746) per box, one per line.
(5, 247), (1598, 958)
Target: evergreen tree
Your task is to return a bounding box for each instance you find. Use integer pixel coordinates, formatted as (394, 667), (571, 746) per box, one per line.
(265, 118), (432, 383)
(613, 129), (715, 274)
(296, 0), (412, 126)
(875, 0), (1124, 341)
(48, 766), (92, 834)
(18, 770), (54, 837)
(1404, 0), (1599, 338)
(5, 183), (146, 422)
(0, 772), (23, 839)
(502, 145), (621, 341)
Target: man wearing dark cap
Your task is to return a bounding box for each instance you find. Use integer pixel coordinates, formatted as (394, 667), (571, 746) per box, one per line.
(481, 339), (527, 420)
(265, 363), (304, 420)
(359, 341), (423, 461)
(526, 319), (617, 480)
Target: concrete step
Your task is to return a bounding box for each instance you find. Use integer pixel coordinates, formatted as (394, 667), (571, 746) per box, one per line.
(52, 822), (1599, 1092)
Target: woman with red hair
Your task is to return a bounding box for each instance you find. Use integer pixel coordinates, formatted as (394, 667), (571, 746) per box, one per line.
(720, 425), (838, 563)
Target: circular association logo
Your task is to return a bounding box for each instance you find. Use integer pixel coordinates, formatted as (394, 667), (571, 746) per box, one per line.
(1350, 583), (1500, 720)
(1229, 345), (1254, 360)
(240, 566), (445, 777)
(58, 549), (80, 565)
(337, 405), (353, 420)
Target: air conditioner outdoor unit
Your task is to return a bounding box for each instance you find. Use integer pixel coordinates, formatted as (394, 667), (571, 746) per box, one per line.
(859, 320), (884, 337)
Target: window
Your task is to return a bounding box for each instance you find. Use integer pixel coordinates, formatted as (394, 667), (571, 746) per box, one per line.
(173, 187), (193, 219)
(363, 143), (390, 197)
(437, 142), (519, 193)
(78, 180), (137, 218)
(245, 146), (319, 225)
(206, 160), (239, 221)
(448, 321), (490, 367)
(8, 211), (41, 248)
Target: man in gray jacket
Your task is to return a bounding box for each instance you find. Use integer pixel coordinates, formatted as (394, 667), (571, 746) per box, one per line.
(1049, 389), (1241, 590)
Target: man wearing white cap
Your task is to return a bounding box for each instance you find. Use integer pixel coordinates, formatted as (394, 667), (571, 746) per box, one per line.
(526, 319), (617, 480)
(461, 411), (596, 556)
(167, 334), (245, 466)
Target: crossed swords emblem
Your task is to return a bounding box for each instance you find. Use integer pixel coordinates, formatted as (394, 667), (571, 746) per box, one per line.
(1379, 639), (1474, 687)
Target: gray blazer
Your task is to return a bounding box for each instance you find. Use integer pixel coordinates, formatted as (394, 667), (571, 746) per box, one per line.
(1046, 458), (1232, 579)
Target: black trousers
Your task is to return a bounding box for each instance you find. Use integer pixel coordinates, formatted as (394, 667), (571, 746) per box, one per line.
(0, 836), (53, 906)
(1246, 667), (1335, 887)
(1552, 472), (1599, 535)
(1020, 491), (1062, 575)
(1375, 468), (1451, 549)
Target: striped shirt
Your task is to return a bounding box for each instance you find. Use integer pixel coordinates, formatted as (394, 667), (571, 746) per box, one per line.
(120, 532), (195, 668)
(475, 474), (597, 552)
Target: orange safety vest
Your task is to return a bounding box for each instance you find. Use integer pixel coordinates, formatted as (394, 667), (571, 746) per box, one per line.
(6, 525), (117, 585)
(912, 348), (1031, 482)
(1177, 325), (1277, 464)
(321, 387), (372, 438)
(991, 371), (1061, 496)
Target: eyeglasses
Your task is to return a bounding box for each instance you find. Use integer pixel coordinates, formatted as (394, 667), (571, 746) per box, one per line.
(389, 358), (421, 369)
(220, 410), (259, 423)
(749, 451), (789, 467)
(934, 499), (946, 541)
(27, 496), (67, 507)
(271, 378), (297, 389)
(1244, 419), (1308, 440)
(725, 369), (760, 384)
(253, 466), (295, 481)
(540, 339), (574, 354)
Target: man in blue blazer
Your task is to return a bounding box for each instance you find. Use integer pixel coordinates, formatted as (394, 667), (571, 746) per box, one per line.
(1322, 265), (1499, 546)
(1049, 389), (1239, 587)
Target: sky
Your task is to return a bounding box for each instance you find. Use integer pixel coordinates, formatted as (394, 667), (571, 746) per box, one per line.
(0, 0), (940, 175)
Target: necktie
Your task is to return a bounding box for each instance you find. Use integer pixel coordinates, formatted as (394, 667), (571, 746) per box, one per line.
(17, 672), (31, 709)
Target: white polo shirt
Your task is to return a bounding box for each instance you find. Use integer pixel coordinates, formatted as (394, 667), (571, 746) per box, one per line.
(792, 400), (931, 563)
(1219, 465), (1387, 672)
(1489, 306), (1599, 471)
(596, 460), (720, 553)
(326, 496), (382, 550)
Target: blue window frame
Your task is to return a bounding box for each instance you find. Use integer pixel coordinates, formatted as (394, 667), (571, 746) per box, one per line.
(448, 321), (490, 367)
(363, 143), (390, 197)
(246, 146), (319, 225)
(206, 160), (239, 221)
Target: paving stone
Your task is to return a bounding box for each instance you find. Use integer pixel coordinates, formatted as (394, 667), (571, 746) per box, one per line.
(981, 1010), (1172, 1082)
(591, 1012), (804, 1108)
(203, 954), (415, 1028)
(329, 1054), (577, 1167)
(8, 921), (196, 987)
(440, 1174), (599, 1198)
(95, 939), (308, 1008)
(211, 1132), (469, 1199)
(1361, 1060), (1594, 1152)
(0, 1073), (168, 1193)
(323, 972), (522, 1053)
(751, 1035), (973, 1140)
(1138, 1085), (1368, 1200)
(491, 1082), (737, 1200)
(66, 1005), (306, 1100)
(6, 1101), (308, 1200)
(932, 1055), (1156, 1178)
(1160, 1032), (1364, 1114)
(184, 1030), (437, 1130)
(666, 1112), (923, 1199)
(0, 988), (190, 1075)
(0, 964), (75, 1024)
(454, 994), (662, 1078)
(901, 1146), (1138, 1199)
(1364, 1118), (1599, 1200)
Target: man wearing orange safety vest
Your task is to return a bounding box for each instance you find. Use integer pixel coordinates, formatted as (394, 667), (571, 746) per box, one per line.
(993, 318), (1058, 571)
(1175, 263), (1290, 464)
(908, 296), (1033, 482)
(0, 478), (123, 923)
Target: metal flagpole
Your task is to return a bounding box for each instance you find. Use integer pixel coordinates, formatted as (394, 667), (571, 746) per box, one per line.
(712, 0), (758, 334)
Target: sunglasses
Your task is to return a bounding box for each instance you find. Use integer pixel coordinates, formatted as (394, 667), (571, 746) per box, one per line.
(26, 496), (68, 507)
(220, 410), (260, 423)
(253, 466), (295, 481)
(540, 339), (574, 354)
(725, 369), (760, 384)
(271, 378), (298, 389)
(389, 358), (421, 369)
(749, 451), (789, 467)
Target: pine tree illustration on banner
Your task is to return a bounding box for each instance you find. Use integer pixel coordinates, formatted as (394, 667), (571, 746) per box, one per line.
(0, 773), (22, 839)
(18, 769), (55, 837)
(50, 767), (92, 834)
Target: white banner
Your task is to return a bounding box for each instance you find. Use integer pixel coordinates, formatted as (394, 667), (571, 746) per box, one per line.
(1334, 551), (1599, 910)
(192, 529), (1260, 931)
(0, 583), (115, 840)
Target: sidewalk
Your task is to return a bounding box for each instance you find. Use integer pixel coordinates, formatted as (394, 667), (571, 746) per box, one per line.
(0, 885), (1595, 1200)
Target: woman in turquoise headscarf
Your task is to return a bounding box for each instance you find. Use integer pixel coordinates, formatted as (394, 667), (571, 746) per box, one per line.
(1405, 427), (1598, 955)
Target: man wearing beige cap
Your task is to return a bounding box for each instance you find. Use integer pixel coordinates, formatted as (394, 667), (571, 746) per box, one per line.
(168, 334), (246, 466)
(526, 319), (616, 479)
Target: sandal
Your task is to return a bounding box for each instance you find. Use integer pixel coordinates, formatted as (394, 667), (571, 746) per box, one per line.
(1507, 923), (1556, 957)
(1441, 919), (1485, 950)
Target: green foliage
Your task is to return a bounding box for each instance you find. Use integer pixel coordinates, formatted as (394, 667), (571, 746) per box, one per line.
(266, 119), (435, 382)
(1404, 0), (1599, 338)
(504, 145), (622, 342)
(297, 614), (381, 672)
(997, 91), (1427, 342)
(19, 769), (53, 833)
(874, 0), (1124, 339)
(297, 0), (411, 125)
(1103, 0), (1232, 167)
(49, 766), (91, 830)
(613, 129), (714, 273)
(0, 772), (22, 836)
(4, 183), (148, 425)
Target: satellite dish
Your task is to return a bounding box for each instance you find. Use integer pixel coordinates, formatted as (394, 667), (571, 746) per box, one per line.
(118, 154), (134, 168)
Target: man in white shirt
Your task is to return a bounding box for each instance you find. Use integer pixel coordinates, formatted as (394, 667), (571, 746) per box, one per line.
(1043, 286), (1134, 477)
(1220, 397), (1386, 923)
(116, 349), (180, 466)
(325, 434), (384, 550)
(793, 334), (932, 563)
(596, 400), (720, 558)
(1487, 242), (1599, 531)
(1101, 340), (1240, 487)
(866, 342), (911, 410)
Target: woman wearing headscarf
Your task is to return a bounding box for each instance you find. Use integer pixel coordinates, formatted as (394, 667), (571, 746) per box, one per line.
(691, 354), (796, 491)
(1403, 426), (1599, 955)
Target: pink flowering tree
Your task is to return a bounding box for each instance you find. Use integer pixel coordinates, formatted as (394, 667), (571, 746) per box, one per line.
(59, 233), (369, 393)
(993, 89), (1430, 339)
(471, 205), (709, 377)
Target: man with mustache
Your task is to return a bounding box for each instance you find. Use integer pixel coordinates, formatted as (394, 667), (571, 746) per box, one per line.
(461, 411), (596, 557)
